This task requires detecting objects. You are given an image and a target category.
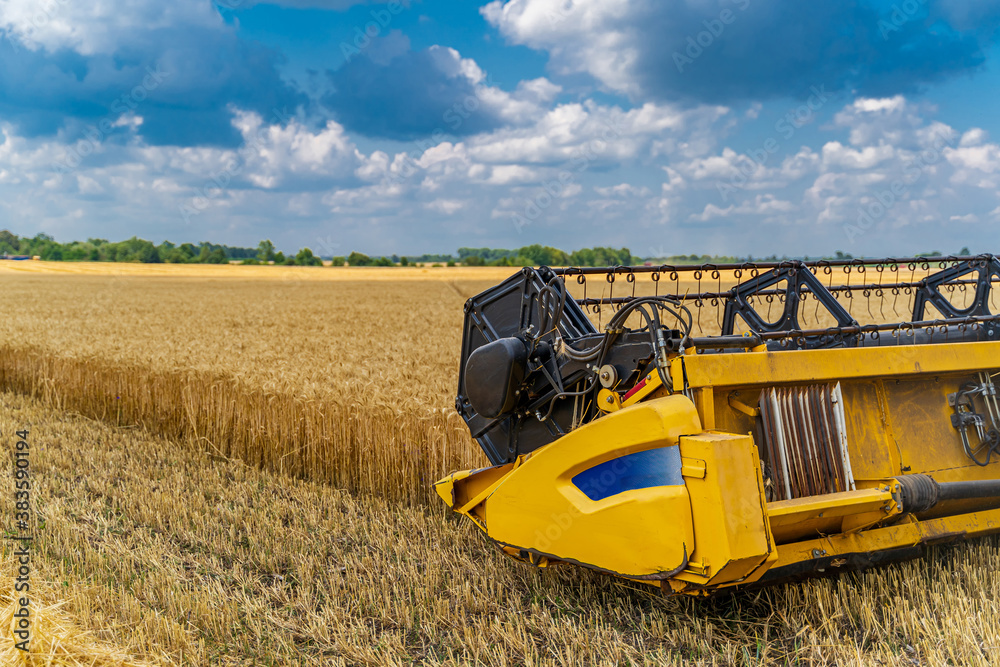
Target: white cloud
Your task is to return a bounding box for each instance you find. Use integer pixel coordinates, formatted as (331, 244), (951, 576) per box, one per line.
(426, 199), (466, 214)
(960, 128), (989, 147)
(0, 0), (222, 55)
(229, 111), (360, 188)
(593, 183), (651, 198)
(689, 194), (794, 222)
(821, 142), (894, 170)
(481, 0), (642, 96)
(945, 144), (1000, 173)
(76, 174), (103, 194)
(462, 100), (721, 166)
(485, 164), (539, 184)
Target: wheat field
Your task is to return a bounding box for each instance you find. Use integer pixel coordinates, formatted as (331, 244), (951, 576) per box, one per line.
(0, 261), (997, 665)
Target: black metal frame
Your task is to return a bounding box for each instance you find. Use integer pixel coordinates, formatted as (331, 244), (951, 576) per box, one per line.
(555, 255), (1000, 348)
(721, 264), (856, 349)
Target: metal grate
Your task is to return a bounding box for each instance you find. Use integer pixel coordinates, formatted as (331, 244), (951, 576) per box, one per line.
(759, 383), (856, 501)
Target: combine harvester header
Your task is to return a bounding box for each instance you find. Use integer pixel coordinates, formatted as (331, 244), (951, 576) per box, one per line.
(436, 255), (1000, 596)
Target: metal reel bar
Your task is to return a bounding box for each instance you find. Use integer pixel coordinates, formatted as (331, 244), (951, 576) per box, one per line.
(560, 256), (1000, 344)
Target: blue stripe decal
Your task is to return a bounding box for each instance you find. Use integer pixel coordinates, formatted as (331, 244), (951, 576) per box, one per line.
(571, 446), (684, 501)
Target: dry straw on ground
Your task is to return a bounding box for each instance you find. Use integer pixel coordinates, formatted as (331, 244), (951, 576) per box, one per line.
(0, 558), (162, 665)
(4, 391), (1000, 665)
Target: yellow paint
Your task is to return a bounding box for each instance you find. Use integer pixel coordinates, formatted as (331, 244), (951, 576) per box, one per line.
(673, 340), (1000, 389)
(671, 431), (775, 590)
(439, 396), (702, 578)
(596, 387), (622, 413)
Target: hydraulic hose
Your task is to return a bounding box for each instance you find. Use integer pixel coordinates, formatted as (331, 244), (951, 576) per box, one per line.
(896, 474), (1000, 513)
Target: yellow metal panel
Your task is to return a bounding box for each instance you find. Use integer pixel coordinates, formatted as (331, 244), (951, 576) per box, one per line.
(692, 387), (715, 430)
(773, 506), (1000, 573)
(435, 461), (517, 514)
(713, 389), (758, 437)
(767, 487), (897, 543)
(675, 432), (774, 587)
(768, 488), (894, 528)
(839, 381), (896, 480)
(674, 341), (1000, 389)
(883, 377), (993, 476)
(471, 395), (705, 579)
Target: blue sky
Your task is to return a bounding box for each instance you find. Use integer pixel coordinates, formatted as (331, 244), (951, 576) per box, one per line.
(1, 0), (1000, 257)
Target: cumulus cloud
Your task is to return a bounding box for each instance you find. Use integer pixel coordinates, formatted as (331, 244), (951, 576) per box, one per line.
(0, 1), (305, 147)
(323, 43), (561, 140)
(482, 0), (1000, 104)
(0, 0), (220, 55)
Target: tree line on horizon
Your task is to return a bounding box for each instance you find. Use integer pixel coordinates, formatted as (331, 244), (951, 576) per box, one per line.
(0, 232), (644, 267)
(0, 230), (960, 267)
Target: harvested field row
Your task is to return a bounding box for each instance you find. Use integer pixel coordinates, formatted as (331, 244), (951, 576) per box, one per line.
(4, 390), (1000, 665)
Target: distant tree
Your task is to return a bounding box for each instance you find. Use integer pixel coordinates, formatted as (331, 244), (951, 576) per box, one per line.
(138, 244), (162, 263)
(257, 239), (277, 263)
(399, 256), (409, 266)
(459, 247), (516, 263)
(274, 251), (286, 264)
(347, 251), (372, 266)
(294, 247), (322, 266)
(0, 230), (20, 254)
(463, 255), (484, 266)
(960, 246), (971, 256)
(517, 244), (570, 267)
